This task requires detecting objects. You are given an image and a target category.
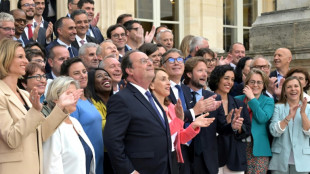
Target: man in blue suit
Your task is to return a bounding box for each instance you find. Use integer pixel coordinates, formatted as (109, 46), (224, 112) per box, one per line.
(78, 0), (104, 43)
(104, 50), (172, 174)
(45, 17), (78, 58)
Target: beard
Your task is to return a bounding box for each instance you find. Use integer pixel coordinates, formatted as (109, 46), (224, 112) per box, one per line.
(190, 78), (204, 89)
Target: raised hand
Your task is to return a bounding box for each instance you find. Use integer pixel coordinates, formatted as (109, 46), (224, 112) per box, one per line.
(29, 87), (42, 111)
(32, 22), (41, 41)
(231, 108), (244, 132)
(300, 97), (307, 114)
(267, 77), (277, 95)
(274, 78), (285, 99)
(175, 99), (184, 120)
(287, 104), (299, 120)
(191, 112), (215, 129)
(57, 89), (83, 111)
(45, 22), (53, 42)
(218, 55), (233, 65)
(243, 85), (255, 100)
(144, 25), (156, 43)
(91, 12), (100, 27)
(226, 109), (234, 123)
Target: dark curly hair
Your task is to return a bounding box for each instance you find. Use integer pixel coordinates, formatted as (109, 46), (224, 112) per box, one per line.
(209, 65), (234, 91)
(235, 56), (253, 83)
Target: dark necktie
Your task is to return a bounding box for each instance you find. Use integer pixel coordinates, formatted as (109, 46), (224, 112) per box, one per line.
(191, 91), (197, 108)
(175, 85), (187, 111)
(68, 47), (74, 58)
(145, 91), (166, 128)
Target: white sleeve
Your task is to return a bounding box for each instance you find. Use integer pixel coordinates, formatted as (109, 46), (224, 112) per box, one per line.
(43, 126), (65, 174)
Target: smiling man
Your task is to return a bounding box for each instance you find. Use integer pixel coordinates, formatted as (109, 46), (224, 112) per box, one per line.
(106, 24), (128, 57)
(71, 9), (99, 50)
(270, 48), (292, 82)
(228, 42), (246, 69)
(0, 12), (15, 41)
(78, 42), (100, 70)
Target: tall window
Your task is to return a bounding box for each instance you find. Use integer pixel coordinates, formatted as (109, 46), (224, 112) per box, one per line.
(135, 0), (183, 47)
(223, 0), (261, 52)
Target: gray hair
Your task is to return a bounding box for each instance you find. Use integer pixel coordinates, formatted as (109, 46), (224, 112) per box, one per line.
(45, 76), (80, 109)
(0, 12), (14, 25)
(251, 55), (272, 69)
(98, 55), (117, 68)
(78, 42), (99, 56)
(156, 29), (173, 43)
(189, 36), (208, 53)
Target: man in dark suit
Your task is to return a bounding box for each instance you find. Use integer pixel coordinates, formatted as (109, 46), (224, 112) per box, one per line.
(161, 48), (223, 174)
(18, 0), (52, 47)
(65, 0), (79, 18)
(45, 17), (78, 58)
(104, 50), (172, 174)
(46, 45), (70, 79)
(183, 56), (245, 174)
(77, 0), (104, 43)
(70, 9), (99, 50)
(269, 48), (292, 81)
(11, 9), (27, 46)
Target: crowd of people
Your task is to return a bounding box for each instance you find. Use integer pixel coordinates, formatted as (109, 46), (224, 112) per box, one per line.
(0, 0), (310, 174)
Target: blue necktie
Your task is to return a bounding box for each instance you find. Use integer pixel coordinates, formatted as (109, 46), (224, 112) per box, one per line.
(68, 47), (74, 58)
(175, 85), (187, 111)
(145, 91), (166, 128)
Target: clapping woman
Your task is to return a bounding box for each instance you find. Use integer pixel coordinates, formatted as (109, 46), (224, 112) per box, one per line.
(209, 65), (251, 174)
(269, 76), (310, 173)
(0, 39), (78, 174)
(149, 68), (215, 174)
(235, 68), (275, 173)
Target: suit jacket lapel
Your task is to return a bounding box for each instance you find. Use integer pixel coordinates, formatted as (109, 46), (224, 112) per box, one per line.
(169, 88), (177, 104)
(127, 83), (167, 130)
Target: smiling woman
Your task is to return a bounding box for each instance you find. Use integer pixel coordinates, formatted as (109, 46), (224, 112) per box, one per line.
(0, 39), (79, 174)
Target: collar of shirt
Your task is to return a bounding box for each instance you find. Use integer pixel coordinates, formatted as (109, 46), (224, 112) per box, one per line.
(129, 82), (149, 101)
(190, 88), (203, 101)
(57, 38), (71, 48)
(51, 71), (57, 79)
(76, 35), (87, 47)
(34, 17), (44, 28)
(13, 36), (25, 47)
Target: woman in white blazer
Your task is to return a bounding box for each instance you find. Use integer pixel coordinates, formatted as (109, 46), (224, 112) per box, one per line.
(42, 76), (96, 174)
(269, 76), (310, 174)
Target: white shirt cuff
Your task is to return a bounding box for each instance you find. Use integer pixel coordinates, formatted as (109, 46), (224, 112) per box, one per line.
(189, 109), (196, 121)
(276, 121), (286, 133)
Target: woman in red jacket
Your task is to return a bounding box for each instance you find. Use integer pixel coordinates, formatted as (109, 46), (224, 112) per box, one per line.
(149, 68), (215, 174)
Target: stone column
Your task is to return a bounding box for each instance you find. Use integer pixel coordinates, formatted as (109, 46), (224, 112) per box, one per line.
(249, 0), (310, 70)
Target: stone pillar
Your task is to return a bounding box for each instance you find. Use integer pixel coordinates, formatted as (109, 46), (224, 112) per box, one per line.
(249, 0), (310, 70)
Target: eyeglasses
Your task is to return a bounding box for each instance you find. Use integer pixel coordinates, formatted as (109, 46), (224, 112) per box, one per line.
(112, 33), (126, 39)
(22, 3), (36, 7)
(248, 80), (263, 86)
(0, 27), (15, 32)
(27, 74), (47, 81)
(15, 18), (27, 24)
(205, 58), (217, 64)
(32, 59), (45, 64)
(163, 57), (184, 64)
(139, 58), (153, 64)
(252, 65), (269, 70)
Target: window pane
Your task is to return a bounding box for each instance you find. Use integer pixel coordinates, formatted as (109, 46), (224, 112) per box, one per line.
(135, 0), (153, 19)
(223, 0), (236, 25)
(243, 0), (258, 27)
(161, 23), (180, 48)
(243, 29), (249, 50)
(161, 0), (179, 21)
(223, 27), (237, 52)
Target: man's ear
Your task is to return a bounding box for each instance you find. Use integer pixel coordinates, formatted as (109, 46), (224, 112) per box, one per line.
(186, 72), (192, 79)
(125, 67), (133, 76)
(48, 58), (53, 67)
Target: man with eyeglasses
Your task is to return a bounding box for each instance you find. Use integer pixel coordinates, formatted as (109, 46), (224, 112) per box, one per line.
(162, 48), (224, 174)
(123, 20), (144, 51)
(104, 50), (172, 174)
(107, 24), (128, 60)
(10, 9), (27, 46)
(0, 12), (15, 40)
(18, 0), (51, 47)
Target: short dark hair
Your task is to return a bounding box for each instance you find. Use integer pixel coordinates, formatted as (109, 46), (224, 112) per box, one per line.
(17, 0), (22, 9)
(195, 48), (215, 58)
(235, 56), (253, 83)
(71, 9), (88, 21)
(24, 42), (46, 57)
(54, 17), (70, 37)
(121, 50), (140, 79)
(60, 57), (84, 76)
(286, 67), (310, 91)
(77, 0), (94, 9)
(25, 49), (45, 62)
(138, 43), (158, 56)
(116, 13), (132, 24)
(209, 65), (234, 91)
(106, 24), (126, 39)
(183, 57), (208, 85)
(123, 20), (141, 30)
(48, 45), (67, 59)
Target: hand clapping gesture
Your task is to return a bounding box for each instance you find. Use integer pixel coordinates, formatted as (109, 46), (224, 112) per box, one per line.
(191, 112), (215, 129)
(193, 95), (222, 115)
(175, 99), (184, 121)
(30, 87), (42, 111)
(56, 89), (83, 112)
(231, 107), (244, 133)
